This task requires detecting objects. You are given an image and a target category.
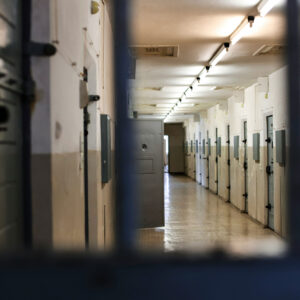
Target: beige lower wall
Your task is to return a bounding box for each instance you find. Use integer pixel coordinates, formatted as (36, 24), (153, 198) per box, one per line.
(52, 152), (85, 250)
(32, 150), (116, 251)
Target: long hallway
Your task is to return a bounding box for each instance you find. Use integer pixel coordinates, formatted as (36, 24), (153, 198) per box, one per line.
(139, 174), (285, 256)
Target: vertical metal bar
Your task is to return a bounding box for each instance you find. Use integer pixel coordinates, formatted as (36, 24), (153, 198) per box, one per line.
(287, 0), (300, 253)
(113, 0), (136, 252)
(84, 107), (89, 248)
(21, 0), (33, 248)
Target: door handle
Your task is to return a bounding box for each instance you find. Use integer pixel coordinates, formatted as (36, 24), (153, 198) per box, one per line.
(266, 204), (272, 209)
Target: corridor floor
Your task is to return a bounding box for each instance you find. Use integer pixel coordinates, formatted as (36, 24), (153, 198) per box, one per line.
(138, 174), (286, 257)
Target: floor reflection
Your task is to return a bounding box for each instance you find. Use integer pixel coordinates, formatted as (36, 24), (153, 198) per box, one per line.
(138, 174), (286, 257)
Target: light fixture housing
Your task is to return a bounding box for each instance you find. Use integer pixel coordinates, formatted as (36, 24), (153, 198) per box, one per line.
(198, 66), (210, 81)
(209, 43), (230, 67)
(230, 16), (255, 45)
(257, 0), (280, 17)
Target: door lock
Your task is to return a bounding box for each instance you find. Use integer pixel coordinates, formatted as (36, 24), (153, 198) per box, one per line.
(266, 204), (272, 209)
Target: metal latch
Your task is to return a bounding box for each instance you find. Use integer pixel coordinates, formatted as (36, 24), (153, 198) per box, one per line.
(266, 165), (273, 175)
(265, 137), (271, 143)
(266, 204), (272, 209)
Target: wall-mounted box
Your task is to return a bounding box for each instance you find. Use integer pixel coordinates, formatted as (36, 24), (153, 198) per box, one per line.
(253, 133), (260, 161)
(234, 136), (239, 159)
(276, 130), (286, 165)
(217, 137), (221, 157)
(202, 139), (205, 155)
(208, 138), (211, 156)
(101, 114), (112, 183)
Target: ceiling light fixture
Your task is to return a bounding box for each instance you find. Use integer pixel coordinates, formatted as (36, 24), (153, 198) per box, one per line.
(197, 66), (210, 82)
(257, 0), (280, 17)
(230, 16), (255, 45)
(209, 43), (230, 67)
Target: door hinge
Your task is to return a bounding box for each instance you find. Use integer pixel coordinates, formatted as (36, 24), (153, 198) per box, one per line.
(244, 162), (248, 170)
(242, 139), (247, 144)
(227, 159), (230, 166)
(243, 193), (248, 198)
(227, 185), (231, 190)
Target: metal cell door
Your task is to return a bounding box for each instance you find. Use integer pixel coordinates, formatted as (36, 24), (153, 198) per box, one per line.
(266, 115), (274, 230)
(215, 128), (219, 194)
(133, 120), (164, 228)
(243, 121), (248, 213)
(206, 130), (209, 188)
(0, 0), (24, 247)
(227, 125), (231, 202)
(199, 132), (202, 185)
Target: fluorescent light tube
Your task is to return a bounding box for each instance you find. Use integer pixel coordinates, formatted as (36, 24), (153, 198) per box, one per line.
(156, 104), (174, 108)
(209, 43), (230, 67)
(230, 16), (255, 45)
(257, 0), (280, 17)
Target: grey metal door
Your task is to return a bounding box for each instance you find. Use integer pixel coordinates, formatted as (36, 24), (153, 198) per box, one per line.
(206, 130), (209, 188)
(227, 125), (231, 202)
(199, 132), (202, 185)
(266, 116), (274, 229)
(243, 121), (248, 213)
(0, 0), (24, 247)
(133, 120), (164, 228)
(215, 128), (219, 194)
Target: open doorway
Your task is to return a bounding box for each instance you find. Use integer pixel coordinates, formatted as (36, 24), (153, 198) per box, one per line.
(164, 135), (169, 173)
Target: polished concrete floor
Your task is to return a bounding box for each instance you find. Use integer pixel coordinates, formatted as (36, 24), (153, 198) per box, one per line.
(138, 174), (286, 257)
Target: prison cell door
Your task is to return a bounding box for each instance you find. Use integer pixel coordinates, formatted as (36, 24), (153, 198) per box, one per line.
(133, 120), (164, 228)
(199, 132), (202, 185)
(206, 131), (209, 188)
(227, 125), (231, 202)
(215, 128), (219, 194)
(266, 116), (275, 230)
(243, 121), (248, 213)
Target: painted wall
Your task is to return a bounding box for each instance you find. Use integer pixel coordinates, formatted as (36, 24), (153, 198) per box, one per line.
(31, 0), (115, 250)
(185, 67), (288, 236)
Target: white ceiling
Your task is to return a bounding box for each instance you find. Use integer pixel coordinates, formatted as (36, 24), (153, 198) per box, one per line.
(129, 0), (286, 121)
